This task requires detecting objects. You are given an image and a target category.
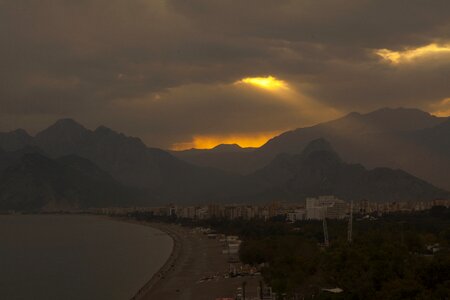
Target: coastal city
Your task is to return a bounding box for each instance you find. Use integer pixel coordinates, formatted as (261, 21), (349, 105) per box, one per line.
(99, 196), (450, 222)
(2, 0), (450, 299)
(102, 196), (450, 299)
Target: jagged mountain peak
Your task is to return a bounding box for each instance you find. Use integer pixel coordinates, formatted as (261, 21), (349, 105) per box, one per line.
(326, 107), (443, 133)
(244, 139), (449, 203)
(358, 107), (442, 131)
(50, 118), (86, 130)
(36, 118), (90, 140)
(94, 125), (116, 135)
(260, 139), (340, 180)
(212, 144), (243, 152)
(0, 128), (35, 151)
(10, 128), (31, 137)
(366, 107), (433, 117)
(94, 125), (148, 150)
(213, 143), (241, 149)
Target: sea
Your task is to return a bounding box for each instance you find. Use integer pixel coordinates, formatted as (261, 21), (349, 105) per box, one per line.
(0, 215), (173, 300)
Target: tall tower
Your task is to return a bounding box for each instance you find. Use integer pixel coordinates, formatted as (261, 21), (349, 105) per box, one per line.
(347, 201), (353, 243)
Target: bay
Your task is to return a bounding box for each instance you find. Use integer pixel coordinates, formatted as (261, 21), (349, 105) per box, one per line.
(0, 215), (172, 300)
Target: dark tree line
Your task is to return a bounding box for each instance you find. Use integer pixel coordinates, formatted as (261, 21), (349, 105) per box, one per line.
(239, 208), (450, 299)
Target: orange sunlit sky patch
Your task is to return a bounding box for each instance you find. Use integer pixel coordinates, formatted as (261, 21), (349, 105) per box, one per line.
(171, 131), (282, 150)
(430, 98), (450, 117)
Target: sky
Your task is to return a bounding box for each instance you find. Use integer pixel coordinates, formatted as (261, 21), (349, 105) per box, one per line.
(1, 0), (450, 149)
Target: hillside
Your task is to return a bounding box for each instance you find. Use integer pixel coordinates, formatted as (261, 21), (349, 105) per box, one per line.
(0, 119), (237, 203)
(0, 151), (137, 211)
(212, 139), (450, 203)
(172, 108), (450, 190)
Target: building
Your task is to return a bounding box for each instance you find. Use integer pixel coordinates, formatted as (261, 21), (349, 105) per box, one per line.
(306, 196), (348, 220)
(181, 206), (196, 219)
(286, 209), (306, 222)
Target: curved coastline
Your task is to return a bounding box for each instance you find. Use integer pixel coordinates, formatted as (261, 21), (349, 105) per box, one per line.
(0, 214), (172, 300)
(126, 221), (181, 300)
(123, 218), (262, 300)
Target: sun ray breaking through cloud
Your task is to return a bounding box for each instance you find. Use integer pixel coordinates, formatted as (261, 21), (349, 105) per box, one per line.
(376, 43), (450, 64)
(236, 76), (289, 91)
(430, 98), (450, 117)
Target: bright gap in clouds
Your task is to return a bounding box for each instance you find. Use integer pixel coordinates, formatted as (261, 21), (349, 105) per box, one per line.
(376, 43), (450, 64)
(430, 98), (450, 117)
(167, 75), (340, 150)
(171, 131), (282, 150)
(236, 76), (289, 91)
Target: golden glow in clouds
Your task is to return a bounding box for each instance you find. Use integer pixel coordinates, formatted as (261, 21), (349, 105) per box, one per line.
(376, 43), (450, 64)
(169, 75), (341, 150)
(431, 98), (450, 117)
(237, 76), (289, 91)
(171, 131), (281, 150)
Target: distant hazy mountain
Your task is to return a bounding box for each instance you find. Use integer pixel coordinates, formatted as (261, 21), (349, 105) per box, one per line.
(0, 110), (448, 209)
(172, 144), (256, 173)
(172, 108), (450, 190)
(0, 145), (45, 172)
(176, 143), (255, 154)
(0, 119), (236, 203)
(214, 138), (450, 203)
(0, 150), (137, 211)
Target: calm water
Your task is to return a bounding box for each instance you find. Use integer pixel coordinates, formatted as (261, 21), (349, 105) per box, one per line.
(0, 215), (173, 300)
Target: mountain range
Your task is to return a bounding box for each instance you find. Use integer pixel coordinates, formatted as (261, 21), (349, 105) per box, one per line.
(211, 138), (449, 203)
(0, 107), (449, 211)
(173, 107), (450, 191)
(0, 147), (137, 211)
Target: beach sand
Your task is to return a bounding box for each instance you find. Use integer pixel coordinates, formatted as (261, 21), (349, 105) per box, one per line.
(130, 222), (262, 300)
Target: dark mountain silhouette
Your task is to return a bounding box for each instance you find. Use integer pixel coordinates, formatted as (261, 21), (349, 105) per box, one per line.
(31, 119), (236, 202)
(215, 138), (450, 203)
(0, 151), (138, 212)
(171, 143), (255, 173)
(0, 112), (448, 210)
(172, 107), (450, 190)
(0, 145), (46, 172)
(0, 129), (34, 151)
(0, 119), (237, 206)
(211, 144), (252, 152)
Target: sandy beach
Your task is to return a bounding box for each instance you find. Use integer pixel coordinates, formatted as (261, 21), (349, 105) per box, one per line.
(128, 221), (262, 300)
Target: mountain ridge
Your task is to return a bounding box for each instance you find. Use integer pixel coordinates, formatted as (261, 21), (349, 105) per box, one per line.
(0, 109), (448, 211)
(214, 138), (450, 203)
(0, 151), (138, 211)
(172, 107), (450, 190)
(1, 119), (238, 203)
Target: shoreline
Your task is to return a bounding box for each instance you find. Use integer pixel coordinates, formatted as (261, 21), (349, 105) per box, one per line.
(6, 214), (262, 299)
(2, 214), (182, 300)
(110, 219), (182, 300)
(125, 218), (262, 300)
(0, 214), (180, 300)
(128, 220), (182, 300)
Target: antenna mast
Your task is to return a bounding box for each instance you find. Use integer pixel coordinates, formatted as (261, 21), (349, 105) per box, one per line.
(347, 200), (353, 243)
(323, 217), (329, 247)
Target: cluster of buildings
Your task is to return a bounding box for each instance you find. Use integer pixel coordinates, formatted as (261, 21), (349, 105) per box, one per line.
(98, 196), (450, 221)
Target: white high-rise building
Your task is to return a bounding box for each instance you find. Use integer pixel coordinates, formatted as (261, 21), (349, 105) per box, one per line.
(306, 196), (348, 220)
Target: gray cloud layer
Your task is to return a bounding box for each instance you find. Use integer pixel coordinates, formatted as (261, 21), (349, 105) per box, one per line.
(1, 0), (449, 148)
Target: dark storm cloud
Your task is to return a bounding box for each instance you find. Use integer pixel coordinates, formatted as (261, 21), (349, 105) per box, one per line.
(0, 0), (449, 148)
(168, 0), (450, 49)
